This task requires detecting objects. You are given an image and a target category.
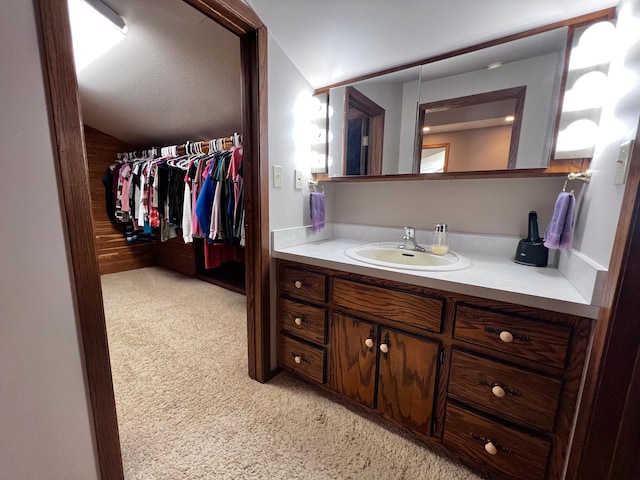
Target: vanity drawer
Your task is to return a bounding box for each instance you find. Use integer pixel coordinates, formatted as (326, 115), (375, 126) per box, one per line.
(333, 278), (443, 333)
(279, 264), (327, 302)
(278, 335), (326, 384)
(448, 350), (562, 432)
(279, 297), (327, 345)
(453, 305), (571, 368)
(444, 403), (551, 480)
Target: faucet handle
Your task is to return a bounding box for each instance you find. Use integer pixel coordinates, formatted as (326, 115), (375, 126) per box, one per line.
(403, 226), (415, 237)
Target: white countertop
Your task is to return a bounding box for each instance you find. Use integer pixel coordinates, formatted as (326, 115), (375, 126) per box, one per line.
(273, 237), (600, 319)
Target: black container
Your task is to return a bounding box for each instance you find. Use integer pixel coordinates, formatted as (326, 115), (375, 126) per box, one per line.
(514, 211), (548, 267)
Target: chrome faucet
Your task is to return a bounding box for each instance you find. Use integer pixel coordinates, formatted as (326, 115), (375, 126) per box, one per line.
(399, 226), (425, 252)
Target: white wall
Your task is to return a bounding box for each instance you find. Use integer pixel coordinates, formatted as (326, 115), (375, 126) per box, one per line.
(268, 32), (333, 230)
(0, 2), (99, 479)
(332, 177), (566, 239)
(571, 0), (640, 268)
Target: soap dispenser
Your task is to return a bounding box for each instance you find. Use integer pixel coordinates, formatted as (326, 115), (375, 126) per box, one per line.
(514, 211), (548, 267)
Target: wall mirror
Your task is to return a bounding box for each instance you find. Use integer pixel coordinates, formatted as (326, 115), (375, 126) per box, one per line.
(416, 86), (526, 173)
(323, 26), (575, 178)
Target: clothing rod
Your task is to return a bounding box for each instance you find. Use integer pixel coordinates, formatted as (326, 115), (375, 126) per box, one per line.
(117, 133), (242, 159)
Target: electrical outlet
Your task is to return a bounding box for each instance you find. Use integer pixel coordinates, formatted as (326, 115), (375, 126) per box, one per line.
(614, 140), (632, 185)
(273, 165), (283, 188)
(294, 170), (303, 190)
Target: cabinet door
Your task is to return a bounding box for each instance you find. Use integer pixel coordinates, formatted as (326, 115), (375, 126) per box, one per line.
(330, 313), (377, 408)
(377, 328), (440, 434)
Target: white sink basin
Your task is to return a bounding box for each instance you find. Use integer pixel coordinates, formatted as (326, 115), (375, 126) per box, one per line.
(345, 242), (471, 271)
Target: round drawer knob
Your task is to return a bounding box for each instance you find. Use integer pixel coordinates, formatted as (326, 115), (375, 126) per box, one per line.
(499, 331), (514, 343)
(294, 280), (302, 289)
(294, 355), (302, 364)
(491, 385), (506, 398)
(484, 441), (498, 456)
(294, 317), (303, 326)
(364, 338), (374, 348)
(380, 343), (389, 354)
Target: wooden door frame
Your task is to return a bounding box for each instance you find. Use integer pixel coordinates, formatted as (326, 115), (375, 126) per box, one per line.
(33, 1), (270, 478)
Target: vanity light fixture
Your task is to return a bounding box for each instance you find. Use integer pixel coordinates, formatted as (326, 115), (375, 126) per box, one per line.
(68, 0), (127, 72)
(505, 115), (515, 122)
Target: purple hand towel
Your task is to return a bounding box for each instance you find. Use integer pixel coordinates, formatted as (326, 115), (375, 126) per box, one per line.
(310, 192), (325, 233)
(544, 192), (575, 249)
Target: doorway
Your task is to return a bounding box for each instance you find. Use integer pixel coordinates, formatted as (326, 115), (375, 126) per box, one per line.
(34, 0), (269, 478)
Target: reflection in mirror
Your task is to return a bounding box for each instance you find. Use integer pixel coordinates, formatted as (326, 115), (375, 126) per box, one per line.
(345, 87), (385, 175)
(327, 26), (567, 178)
(416, 86), (525, 172)
(328, 66), (422, 177)
(554, 20), (616, 159)
(420, 144), (449, 173)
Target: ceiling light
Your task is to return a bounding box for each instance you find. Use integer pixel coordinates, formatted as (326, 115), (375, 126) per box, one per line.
(423, 126), (431, 132)
(68, 0), (127, 73)
(505, 116), (515, 122)
(487, 62), (504, 70)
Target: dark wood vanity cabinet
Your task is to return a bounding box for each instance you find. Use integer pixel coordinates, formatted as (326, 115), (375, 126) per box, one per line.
(276, 259), (592, 480)
(330, 313), (440, 433)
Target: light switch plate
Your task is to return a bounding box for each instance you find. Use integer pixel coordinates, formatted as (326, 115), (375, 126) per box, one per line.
(273, 165), (283, 188)
(294, 169), (303, 190)
(614, 140), (632, 185)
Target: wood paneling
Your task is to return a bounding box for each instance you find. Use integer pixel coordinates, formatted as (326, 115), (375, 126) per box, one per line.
(34, 1), (124, 478)
(377, 328), (440, 434)
(154, 237), (196, 277)
(84, 125), (155, 275)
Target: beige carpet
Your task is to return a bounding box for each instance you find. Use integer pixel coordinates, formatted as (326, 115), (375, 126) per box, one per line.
(102, 267), (483, 480)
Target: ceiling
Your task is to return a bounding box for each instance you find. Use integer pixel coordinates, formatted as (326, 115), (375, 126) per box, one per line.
(75, 0), (619, 148)
(245, 0), (618, 88)
(76, 0), (242, 148)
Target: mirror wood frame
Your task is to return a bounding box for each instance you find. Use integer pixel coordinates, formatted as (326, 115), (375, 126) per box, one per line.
(314, 7), (616, 183)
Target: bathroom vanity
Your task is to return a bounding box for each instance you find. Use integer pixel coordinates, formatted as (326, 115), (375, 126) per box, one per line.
(273, 233), (597, 480)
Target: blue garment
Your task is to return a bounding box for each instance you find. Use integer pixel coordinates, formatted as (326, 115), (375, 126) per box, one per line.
(195, 159), (217, 237)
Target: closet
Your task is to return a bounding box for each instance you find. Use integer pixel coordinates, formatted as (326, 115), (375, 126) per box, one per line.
(80, 0), (246, 293)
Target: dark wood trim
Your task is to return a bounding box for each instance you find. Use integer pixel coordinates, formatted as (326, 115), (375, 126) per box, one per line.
(33, 1), (123, 478)
(314, 8), (616, 95)
(34, 0), (270, 477)
(566, 116), (640, 479)
(415, 86), (526, 172)
(183, 0), (262, 34)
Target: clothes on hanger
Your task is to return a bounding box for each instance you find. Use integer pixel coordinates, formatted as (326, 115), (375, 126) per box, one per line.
(102, 135), (245, 268)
